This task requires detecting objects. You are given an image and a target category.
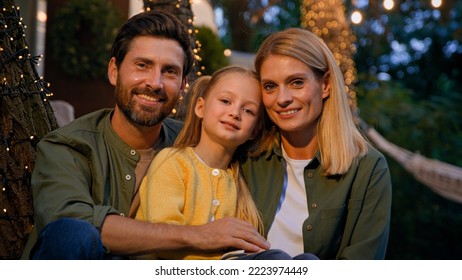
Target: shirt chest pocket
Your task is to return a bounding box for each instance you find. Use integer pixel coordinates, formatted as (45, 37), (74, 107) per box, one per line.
(318, 205), (347, 256)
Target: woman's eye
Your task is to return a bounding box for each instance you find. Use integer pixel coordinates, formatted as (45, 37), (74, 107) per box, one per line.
(263, 84), (275, 91)
(292, 79), (304, 87)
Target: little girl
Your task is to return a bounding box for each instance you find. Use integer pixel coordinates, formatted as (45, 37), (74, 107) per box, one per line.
(135, 66), (317, 260)
(135, 65), (262, 259)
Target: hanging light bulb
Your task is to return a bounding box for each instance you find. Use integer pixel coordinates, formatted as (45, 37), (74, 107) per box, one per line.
(431, 0), (442, 8)
(351, 10), (363, 24)
(383, 0), (394, 10)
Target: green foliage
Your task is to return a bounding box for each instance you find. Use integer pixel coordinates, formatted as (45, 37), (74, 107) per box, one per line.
(358, 73), (462, 167)
(48, 0), (123, 79)
(251, 1), (301, 51)
(210, 0), (301, 51)
(196, 26), (229, 75)
(357, 74), (462, 259)
(352, 1), (462, 101)
(340, 0), (462, 259)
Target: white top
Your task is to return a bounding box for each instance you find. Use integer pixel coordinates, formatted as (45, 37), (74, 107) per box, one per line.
(267, 145), (311, 256)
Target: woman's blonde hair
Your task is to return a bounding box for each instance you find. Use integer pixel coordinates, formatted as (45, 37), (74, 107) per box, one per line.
(175, 65), (264, 234)
(254, 28), (368, 175)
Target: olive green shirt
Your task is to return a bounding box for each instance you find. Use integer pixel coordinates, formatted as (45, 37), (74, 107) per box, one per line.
(22, 109), (182, 258)
(241, 144), (392, 260)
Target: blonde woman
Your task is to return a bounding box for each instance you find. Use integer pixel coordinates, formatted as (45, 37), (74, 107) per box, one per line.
(241, 28), (392, 259)
(135, 66), (318, 260)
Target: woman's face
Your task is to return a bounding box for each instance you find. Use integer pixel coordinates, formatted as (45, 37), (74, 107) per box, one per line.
(259, 54), (330, 139)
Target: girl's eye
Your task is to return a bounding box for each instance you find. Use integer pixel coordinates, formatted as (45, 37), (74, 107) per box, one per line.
(220, 99), (231, 104)
(243, 108), (255, 116)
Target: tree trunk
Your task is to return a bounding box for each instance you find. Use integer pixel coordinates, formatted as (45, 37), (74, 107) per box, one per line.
(223, 0), (252, 52)
(0, 0), (58, 259)
(144, 0), (195, 30)
(143, 0), (199, 120)
(301, 0), (358, 115)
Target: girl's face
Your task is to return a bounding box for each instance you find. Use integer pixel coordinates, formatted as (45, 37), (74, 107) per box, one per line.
(259, 54), (330, 139)
(195, 72), (262, 150)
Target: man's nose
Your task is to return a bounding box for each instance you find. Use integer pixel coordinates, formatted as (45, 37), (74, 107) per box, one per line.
(145, 69), (163, 89)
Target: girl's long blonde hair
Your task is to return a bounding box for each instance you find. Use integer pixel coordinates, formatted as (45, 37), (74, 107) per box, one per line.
(175, 65), (264, 235)
(254, 28), (369, 175)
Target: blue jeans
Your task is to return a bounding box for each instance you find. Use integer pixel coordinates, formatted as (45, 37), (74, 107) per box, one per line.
(30, 218), (319, 260)
(30, 218), (106, 260)
(231, 249), (319, 260)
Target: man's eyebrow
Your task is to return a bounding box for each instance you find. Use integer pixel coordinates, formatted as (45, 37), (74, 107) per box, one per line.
(131, 57), (182, 71)
(131, 57), (153, 64)
(163, 63), (182, 70)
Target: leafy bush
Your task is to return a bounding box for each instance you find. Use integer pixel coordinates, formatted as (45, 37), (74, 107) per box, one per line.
(356, 74), (462, 259)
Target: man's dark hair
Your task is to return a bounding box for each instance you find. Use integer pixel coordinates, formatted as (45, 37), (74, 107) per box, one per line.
(110, 10), (194, 77)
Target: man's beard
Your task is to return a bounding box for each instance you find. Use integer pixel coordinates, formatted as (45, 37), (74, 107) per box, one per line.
(114, 83), (177, 127)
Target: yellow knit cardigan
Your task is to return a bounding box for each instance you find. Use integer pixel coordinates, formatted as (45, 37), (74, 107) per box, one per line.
(135, 147), (236, 260)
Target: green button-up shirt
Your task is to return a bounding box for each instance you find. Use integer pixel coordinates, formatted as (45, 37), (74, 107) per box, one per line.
(22, 109), (182, 258)
(241, 144), (392, 259)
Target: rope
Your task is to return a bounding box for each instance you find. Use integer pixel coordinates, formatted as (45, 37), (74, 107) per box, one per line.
(365, 126), (462, 204)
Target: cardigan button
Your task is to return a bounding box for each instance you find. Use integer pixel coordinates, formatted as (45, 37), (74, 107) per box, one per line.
(125, 174), (131, 181)
(306, 224), (313, 231)
(212, 199), (220, 206)
(311, 202), (317, 208)
(307, 173), (313, 178)
(130, 150), (136, 156)
(212, 169), (220, 176)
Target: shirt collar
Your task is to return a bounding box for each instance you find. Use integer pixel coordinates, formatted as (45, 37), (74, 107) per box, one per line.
(266, 136), (321, 167)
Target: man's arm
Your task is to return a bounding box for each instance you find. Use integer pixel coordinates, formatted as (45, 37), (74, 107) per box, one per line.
(32, 136), (114, 233)
(101, 215), (270, 256)
(33, 131), (269, 256)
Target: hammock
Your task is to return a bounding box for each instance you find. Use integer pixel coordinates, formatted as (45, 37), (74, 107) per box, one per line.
(365, 126), (462, 204)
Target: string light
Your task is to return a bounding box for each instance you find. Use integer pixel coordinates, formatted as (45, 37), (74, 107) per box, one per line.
(351, 10), (363, 24)
(431, 0), (443, 8)
(301, 0), (359, 114)
(144, 0), (204, 75)
(143, 0), (205, 120)
(383, 0), (395, 11)
(0, 5), (52, 97)
(1, 4), (57, 256)
(0, 77), (53, 97)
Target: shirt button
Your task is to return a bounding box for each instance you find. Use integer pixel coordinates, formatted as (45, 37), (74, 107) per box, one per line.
(212, 199), (220, 206)
(311, 202), (317, 208)
(130, 150), (136, 156)
(306, 224), (313, 231)
(212, 169), (220, 176)
(307, 173), (313, 178)
(125, 174), (131, 181)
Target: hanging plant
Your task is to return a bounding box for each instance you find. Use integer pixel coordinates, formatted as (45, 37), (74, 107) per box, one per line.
(48, 0), (122, 79)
